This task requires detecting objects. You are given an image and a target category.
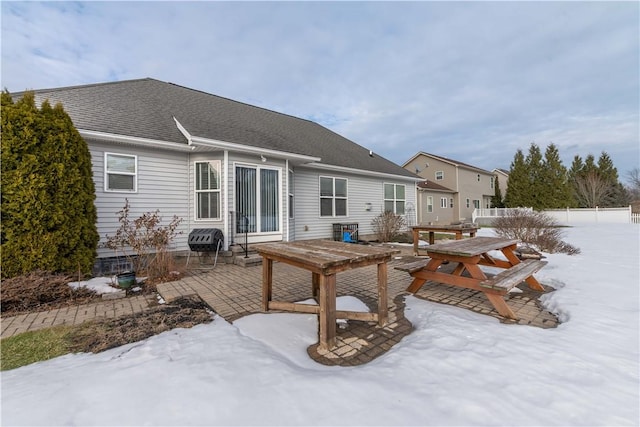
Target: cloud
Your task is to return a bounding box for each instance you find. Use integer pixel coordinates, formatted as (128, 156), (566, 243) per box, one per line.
(1, 1), (638, 174)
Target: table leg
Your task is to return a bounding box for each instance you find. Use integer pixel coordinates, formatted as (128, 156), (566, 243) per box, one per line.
(413, 229), (419, 256)
(312, 272), (320, 298)
(261, 257), (273, 312)
(485, 293), (517, 319)
(429, 231), (435, 245)
(377, 262), (388, 326)
(407, 258), (443, 293)
(455, 231), (462, 240)
(501, 246), (545, 291)
(318, 273), (337, 350)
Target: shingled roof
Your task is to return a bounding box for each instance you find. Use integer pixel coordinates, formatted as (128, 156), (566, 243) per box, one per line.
(23, 78), (417, 179)
(404, 151), (493, 175)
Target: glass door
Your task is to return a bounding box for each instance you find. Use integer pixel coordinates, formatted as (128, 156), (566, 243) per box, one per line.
(236, 165), (280, 233)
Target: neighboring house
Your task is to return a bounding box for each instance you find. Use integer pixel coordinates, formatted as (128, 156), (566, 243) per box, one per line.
(493, 168), (509, 201)
(16, 78), (420, 263)
(403, 152), (495, 224)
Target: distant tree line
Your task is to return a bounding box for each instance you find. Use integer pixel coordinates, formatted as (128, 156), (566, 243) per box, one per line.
(492, 143), (631, 209)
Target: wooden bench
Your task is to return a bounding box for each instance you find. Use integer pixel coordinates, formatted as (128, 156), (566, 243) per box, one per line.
(394, 258), (431, 274)
(480, 259), (548, 292)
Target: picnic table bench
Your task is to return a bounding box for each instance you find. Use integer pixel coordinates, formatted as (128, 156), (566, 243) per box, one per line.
(412, 224), (479, 255)
(256, 240), (400, 350)
(396, 236), (547, 319)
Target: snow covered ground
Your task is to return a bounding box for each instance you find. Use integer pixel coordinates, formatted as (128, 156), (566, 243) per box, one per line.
(2, 224), (638, 426)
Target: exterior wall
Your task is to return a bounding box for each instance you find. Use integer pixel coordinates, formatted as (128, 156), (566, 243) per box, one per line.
(417, 190), (455, 224)
(457, 168), (494, 220)
(292, 166), (417, 241)
(92, 139), (417, 260)
(90, 140), (190, 258)
(406, 155), (458, 190)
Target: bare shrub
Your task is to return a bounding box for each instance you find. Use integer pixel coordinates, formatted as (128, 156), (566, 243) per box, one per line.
(104, 199), (183, 281)
(372, 211), (406, 243)
(493, 209), (580, 254)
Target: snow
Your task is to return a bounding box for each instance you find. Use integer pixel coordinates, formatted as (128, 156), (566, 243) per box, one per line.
(69, 276), (146, 295)
(2, 224), (639, 426)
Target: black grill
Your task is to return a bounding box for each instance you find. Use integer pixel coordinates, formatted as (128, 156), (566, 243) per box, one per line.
(188, 228), (224, 252)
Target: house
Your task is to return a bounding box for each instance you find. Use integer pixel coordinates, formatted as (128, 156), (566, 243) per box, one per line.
(403, 152), (495, 224)
(17, 78), (420, 268)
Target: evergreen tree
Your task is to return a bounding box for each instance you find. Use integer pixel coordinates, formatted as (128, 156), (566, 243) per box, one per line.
(597, 152), (629, 207)
(568, 155), (585, 206)
(1, 91), (99, 278)
(539, 144), (573, 208)
(504, 149), (530, 207)
(525, 143), (544, 209)
(491, 175), (505, 208)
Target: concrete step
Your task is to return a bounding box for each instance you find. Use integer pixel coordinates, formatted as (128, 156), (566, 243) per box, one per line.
(234, 254), (262, 267)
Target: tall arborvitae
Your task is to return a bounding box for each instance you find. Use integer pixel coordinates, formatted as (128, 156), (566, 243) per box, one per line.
(504, 149), (530, 207)
(1, 91), (99, 278)
(539, 144), (574, 208)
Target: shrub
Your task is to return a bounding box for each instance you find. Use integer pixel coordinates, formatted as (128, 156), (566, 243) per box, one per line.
(492, 209), (580, 254)
(1, 91), (99, 278)
(371, 211), (406, 243)
(104, 199), (183, 281)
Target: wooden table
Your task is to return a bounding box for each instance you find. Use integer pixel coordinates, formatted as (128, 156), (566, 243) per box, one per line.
(400, 236), (546, 319)
(256, 240), (400, 350)
(412, 224), (479, 255)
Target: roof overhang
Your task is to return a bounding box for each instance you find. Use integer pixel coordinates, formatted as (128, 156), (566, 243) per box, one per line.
(79, 130), (194, 152)
(302, 162), (423, 182)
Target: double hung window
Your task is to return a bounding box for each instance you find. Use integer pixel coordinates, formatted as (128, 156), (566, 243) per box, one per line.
(320, 177), (347, 217)
(105, 153), (137, 192)
(195, 161), (221, 220)
(384, 183), (405, 215)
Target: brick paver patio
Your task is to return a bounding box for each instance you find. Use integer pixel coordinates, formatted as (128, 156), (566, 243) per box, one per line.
(1, 243), (560, 366)
(157, 246), (560, 366)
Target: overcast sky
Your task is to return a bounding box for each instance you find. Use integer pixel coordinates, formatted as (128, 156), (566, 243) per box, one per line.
(2, 1), (638, 178)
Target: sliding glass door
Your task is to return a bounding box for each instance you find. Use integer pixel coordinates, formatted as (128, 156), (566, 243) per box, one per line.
(236, 165), (280, 234)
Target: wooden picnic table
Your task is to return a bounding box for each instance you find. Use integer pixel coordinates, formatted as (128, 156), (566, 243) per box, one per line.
(412, 224), (479, 255)
(397, 236), (547, 319)
(256, 240), (400, 350)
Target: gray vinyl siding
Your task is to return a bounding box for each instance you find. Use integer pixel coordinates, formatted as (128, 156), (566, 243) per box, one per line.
(90, 140), (190, 258)
(293, 167), (417, 241)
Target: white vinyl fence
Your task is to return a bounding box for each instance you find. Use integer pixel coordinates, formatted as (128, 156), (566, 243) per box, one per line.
(473, 206), (639, 226)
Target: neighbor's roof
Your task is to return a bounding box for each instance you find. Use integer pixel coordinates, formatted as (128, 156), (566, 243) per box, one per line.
(404, 151), (493, 175)
(17, 78), (417, 179)
(417, 180), (454, 193)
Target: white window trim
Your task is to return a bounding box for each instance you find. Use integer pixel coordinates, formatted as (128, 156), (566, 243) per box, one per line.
(319, 176), (348, 218)
(435, 171), (444, 181)
(384, 183), (406, 214)
(427, 196), (433, 213)
(104, 152), (137, 193)
(288, 169), (294, 220)
(440, 197), (448, 208)
(194, 160), (222, 221)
